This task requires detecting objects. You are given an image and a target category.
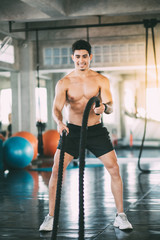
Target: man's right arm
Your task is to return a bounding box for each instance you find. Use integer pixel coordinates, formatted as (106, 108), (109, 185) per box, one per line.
(52, 79), (69, 135)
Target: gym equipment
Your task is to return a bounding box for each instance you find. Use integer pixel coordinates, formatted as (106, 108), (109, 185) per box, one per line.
(3, 136), (34, 169)
(12, 131), (38, 160)
(43, 130), (60, 157)
(36, 121), (46, 156)
(51, 96), (100, 240)
(78, 96), (100, 239)
(51, 130), (67, 240)
(138, 19), (159, 173)
(35, 31), (46, 157)
(0, 133), (5, 141)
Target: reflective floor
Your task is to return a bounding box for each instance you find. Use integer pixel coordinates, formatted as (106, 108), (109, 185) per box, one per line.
(0, 148), (160, 240)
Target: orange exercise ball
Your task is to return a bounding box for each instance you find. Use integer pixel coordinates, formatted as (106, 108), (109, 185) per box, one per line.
(0, 133), (5, 141)
(12, 131), (38, 160)
(43, 130), (60, 157)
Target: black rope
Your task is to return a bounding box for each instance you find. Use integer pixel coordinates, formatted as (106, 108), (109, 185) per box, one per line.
(138, 19), (158, 173)
(137, 24), (150, 173)
(50, 97), (100, 240)
(35, 30), (44, 156)
(36, 30), (40, 89)
(51, 130), (67, 240)
(151, 26), (158, 88)
(78, 96), (100, 240)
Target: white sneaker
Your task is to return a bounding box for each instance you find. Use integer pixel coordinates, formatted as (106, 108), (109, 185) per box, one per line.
(113, 213), (133, 230)
(39, 214), (53, 231)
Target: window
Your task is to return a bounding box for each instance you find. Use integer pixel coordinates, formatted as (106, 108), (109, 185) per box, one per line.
(35, 87), (48, 123)
(0, 89), (12, 125)
(146, 88), (160, 121)
(61, 48), (68, 64)
(92, 43), (145, 64)
(44, 47), (72, 66)
(44, 48), (52, 65)
(0, 43), (14, 64)
(103, 46), (110, 63)
(53, 48), (60, 65)
(44, 43), (145, 66)
(93, 46), (102, 63)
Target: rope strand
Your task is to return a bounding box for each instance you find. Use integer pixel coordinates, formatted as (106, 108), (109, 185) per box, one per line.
(51, 130), (67, 240)
(78, 96), (100, 240)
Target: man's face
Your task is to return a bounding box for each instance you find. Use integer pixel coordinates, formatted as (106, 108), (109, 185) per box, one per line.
(72, 49), (93, 71)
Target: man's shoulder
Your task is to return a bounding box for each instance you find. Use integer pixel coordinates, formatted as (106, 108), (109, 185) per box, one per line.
(57, 74), (71, 86)
(59, 71), (75, 82)
(90, 70), (109, 82)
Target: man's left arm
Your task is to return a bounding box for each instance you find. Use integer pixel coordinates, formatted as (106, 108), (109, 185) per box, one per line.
(94, 76), (113, 115)
(101, 76), (113, 114)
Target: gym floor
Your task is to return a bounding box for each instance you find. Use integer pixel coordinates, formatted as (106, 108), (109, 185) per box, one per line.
(0, 148), (160, 240)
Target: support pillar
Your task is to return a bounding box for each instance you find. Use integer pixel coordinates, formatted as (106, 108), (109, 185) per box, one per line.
(46, 79), (55, 130)
(10, 72), (21, 134)
(18, 41), (36, 135)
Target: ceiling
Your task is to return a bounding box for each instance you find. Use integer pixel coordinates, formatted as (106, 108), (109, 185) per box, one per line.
(0, 0), (160, 23)
(0, 0), (160, 78)
(0, 0), (160, 42)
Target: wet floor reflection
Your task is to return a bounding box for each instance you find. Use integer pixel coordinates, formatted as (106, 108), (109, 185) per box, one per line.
(0, 149), (160, 239)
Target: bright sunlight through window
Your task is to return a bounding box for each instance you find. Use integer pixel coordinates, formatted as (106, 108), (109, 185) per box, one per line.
(146, 88), (160, 121)
(35, 87), (48, 123)
(0, 43), (14, 64)
(0, 89), (12, 124)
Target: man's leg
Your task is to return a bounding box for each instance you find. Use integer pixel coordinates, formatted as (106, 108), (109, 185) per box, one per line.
(49, 149), (74, 216)
(99, 150), (123, 213)
(39, 149), (74, 231)
(99, 150), (133, 230)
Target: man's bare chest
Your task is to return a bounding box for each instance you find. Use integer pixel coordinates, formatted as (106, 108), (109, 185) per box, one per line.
(66, 81), (100, 102)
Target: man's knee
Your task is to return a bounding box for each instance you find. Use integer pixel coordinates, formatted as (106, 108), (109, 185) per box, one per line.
(52, 165), (59, 178)
(108, 164), (120, 177)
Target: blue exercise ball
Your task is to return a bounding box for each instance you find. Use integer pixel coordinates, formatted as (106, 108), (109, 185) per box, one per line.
(3, 136), (34, 169)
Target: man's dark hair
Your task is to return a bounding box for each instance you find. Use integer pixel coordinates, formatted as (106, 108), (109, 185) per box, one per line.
(72, 39), (91, 55)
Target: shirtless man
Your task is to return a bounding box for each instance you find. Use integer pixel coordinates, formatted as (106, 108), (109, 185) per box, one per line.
(39, 39), (133, 231)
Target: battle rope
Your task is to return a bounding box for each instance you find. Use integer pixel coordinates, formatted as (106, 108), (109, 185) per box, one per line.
(51, 96), (100, 240)
(78, 96), (100, 240)
(51, 130), (67, 240)
(138, 19), (158, 173)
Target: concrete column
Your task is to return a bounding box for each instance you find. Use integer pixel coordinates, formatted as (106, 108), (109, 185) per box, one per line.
(46, 79), (55, 130)
(119, 81), (126, 140)
(10, 72), (21, 134)
(46, 73), (65, 130)
(19, 41), (37, 135)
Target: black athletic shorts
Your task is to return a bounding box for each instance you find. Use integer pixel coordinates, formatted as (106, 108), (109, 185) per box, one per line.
(57, 123), (114, 158)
